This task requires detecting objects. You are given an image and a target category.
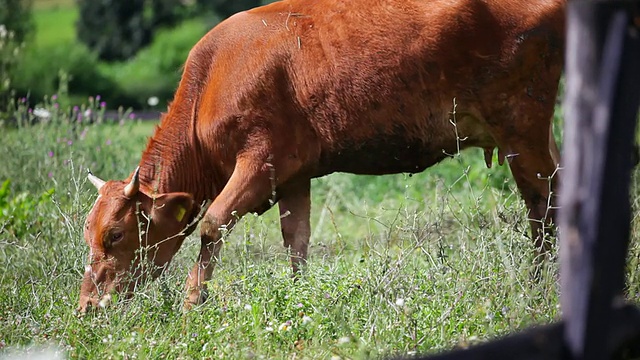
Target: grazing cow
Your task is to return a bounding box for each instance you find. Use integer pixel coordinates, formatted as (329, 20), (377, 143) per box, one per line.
(78, 0), (565, 312)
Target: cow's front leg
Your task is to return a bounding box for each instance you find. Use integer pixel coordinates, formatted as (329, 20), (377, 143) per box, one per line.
(278, 179), (311, 274)
(184, 158), (273, 309)
(184, 212), (225, 308)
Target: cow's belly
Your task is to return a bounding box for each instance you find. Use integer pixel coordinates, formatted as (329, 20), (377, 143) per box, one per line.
(319, 137), (454, 176)
(315, 111), (495, 176)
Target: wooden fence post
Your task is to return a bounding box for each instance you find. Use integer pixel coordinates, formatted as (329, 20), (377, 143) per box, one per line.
(560, 1), (640, 359)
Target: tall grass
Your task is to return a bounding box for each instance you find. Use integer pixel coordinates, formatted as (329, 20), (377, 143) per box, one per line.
(0, 100), (638, 359)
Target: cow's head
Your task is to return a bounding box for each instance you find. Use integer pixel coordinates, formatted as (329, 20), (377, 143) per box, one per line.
(78, 167), (201, 313)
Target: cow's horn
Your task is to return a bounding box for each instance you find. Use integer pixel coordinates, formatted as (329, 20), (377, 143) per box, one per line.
(123, 167), (140, 198)
(87, 169), (105, 190)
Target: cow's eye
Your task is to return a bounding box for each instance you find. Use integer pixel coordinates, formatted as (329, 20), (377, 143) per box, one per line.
(111, 232), (124, 243)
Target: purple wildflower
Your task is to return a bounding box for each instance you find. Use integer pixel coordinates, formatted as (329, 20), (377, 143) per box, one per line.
(105, 139), (112, 146)
(67, 140), (73, 146)
(100, 101), (106, 108)
(53, 103), (59, 109)
(51, 94), (58, 101)
(48, 172), (53, 178)
(73, 106), (79, 112)
(129, 113), (136, 119)
(20, 97), (26, 103)
(47, 151), (54, 157)
(96, 95), (101, 101)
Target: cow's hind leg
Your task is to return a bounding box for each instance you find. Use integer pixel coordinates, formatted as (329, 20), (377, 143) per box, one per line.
(278, 179), (311, 274)
(508, 138), (558, 256)
(184, 157), (274, 308)
(490, 105), (559, 261)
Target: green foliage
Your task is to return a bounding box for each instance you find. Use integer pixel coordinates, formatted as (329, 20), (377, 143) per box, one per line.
(11, 41), (121, 106)
(32, 5), (77, 47)
(76, 0), (150, 61)
(99, 18), (207, 108)
(0, 179), (54, 239)
(17, 14), (206, 109)
(0, 0), (34, 43)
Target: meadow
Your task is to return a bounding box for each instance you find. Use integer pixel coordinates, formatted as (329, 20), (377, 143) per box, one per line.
(1, 94), (639, 359)
(1, 1), (640, 358)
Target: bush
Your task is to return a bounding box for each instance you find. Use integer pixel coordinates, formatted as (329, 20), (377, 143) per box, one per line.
(11, 41), (121, 108)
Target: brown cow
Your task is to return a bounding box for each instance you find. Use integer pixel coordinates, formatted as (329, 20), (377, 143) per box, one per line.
(78, 0), (564, 312)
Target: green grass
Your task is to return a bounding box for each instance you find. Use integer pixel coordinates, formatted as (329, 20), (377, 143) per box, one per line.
(33, 0), (75, 10)
(0, 101), (638, 359)
(32, 5), (77, 48)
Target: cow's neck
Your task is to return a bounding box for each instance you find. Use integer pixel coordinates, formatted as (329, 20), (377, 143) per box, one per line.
(137, 110), (216, 203)
(136, 57), (223, 203)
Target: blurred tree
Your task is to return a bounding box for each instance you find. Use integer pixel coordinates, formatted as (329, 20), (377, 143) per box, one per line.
(0, 0), (34, 43)
(150, 0), (186, 28)
(76, 0), (151, 61)
(196, 0), (261, 19)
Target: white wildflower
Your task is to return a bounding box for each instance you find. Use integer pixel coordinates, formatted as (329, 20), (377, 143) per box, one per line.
(147, 96), (159, 106)
(33, 108), (51, 119)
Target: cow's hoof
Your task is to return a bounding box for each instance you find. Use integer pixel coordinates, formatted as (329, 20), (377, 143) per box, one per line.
(184, 288), (208, 311)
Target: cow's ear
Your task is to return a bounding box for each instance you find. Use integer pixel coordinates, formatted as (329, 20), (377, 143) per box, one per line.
(150, 192), (198, 230)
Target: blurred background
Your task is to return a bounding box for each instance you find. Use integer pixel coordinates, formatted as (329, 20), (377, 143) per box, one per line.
(0, 0), (276, 115)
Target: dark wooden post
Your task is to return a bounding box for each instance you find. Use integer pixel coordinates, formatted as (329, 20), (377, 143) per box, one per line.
(560, 1), (640, 359)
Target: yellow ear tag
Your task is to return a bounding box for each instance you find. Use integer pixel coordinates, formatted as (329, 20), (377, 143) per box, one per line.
(176, 206), (187, 222)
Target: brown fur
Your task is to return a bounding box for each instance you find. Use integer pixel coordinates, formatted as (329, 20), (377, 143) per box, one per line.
(78, 0), (565, 312)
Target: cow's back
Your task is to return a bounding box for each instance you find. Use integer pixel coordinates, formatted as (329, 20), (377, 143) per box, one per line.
(190, 0), (564, 177)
